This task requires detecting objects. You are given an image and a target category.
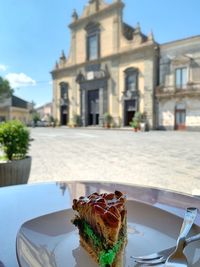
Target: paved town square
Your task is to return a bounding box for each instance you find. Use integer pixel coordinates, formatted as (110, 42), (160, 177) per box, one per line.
(29, 128), (200, 196)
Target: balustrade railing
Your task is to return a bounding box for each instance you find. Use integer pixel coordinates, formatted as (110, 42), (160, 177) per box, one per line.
(156, 82), (200, 96)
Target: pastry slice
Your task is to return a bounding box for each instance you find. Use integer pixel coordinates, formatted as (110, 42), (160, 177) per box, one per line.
(72, 191), (127, 267)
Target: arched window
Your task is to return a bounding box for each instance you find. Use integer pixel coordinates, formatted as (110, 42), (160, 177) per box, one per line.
(124, 67), (138, 92)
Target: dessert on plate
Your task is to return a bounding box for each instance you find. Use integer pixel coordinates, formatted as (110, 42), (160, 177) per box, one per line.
(72, 190), (127, 267)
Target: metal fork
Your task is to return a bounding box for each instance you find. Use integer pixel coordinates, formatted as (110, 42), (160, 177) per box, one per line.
(164, 207), (198, 266)
(131, 207), (198, 266)
(131, 233), (200, 265)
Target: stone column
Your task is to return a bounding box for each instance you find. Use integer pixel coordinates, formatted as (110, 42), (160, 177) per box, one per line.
(122, 98), (125, 126)
(143, 57), (154, 129)
(99, 88), (104, 126)
(113, 16), (119, 53)
(81, 89), (86, 126)
(103, 85), (108, 112)
(71, 32), (76, 64)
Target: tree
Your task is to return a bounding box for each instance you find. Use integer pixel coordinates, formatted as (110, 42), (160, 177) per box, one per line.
(0, 76), (14, 99)
(29, 100), (36, 114)
(32, 112), (40, 125)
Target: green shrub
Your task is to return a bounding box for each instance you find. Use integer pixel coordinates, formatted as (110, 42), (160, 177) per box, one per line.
(129, 112), (146, 129)
(0, 120), (30, 161)
(32, 112), (40, 125)
(103, 113), (113, 125)
(134, 112), (142, 122)
(73, 114), (82, 126)
(129, 119), (140, 129)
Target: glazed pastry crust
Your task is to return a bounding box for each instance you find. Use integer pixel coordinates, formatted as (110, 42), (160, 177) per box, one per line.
(72, 191), (126, 246)
(72, 191), (127, 266)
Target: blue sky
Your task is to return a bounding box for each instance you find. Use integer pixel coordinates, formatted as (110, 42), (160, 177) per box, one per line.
(0, 0), (200, 107)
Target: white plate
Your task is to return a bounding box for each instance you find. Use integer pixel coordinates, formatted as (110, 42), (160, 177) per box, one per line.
(16, 201), (200, 267)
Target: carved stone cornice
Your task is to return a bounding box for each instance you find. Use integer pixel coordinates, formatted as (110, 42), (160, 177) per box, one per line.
(51, 42), (157, 76)
(78, 77), (108, 91)
(76, 64), (109, 91)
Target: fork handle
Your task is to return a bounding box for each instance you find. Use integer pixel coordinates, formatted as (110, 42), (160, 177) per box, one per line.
(178, 207), (198, 241)
(185, 233), (200, 246)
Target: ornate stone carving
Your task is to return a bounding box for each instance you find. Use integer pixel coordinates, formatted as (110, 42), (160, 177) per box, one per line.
(76, 71), (86, 83)
(147, 30), (154, 42)
(133, 23), (143, 45)
(85, 21), (100, 33)
(134, 22), (141, 34)
(60, 50), (66, 60)
(123, 23), (134, 40)
(123, 90), (139, 99)
(55, 61), (59, 70)
(59, 50), (66, 67)
(72, 9), (78, 22)
(77, 65), (109, 86)
(85, 64), (100, 72)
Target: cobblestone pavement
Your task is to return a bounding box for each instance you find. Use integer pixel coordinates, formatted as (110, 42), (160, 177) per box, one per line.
(29, 127), (200, 195)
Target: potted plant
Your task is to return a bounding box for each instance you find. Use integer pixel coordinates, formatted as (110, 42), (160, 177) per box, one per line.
(129, 112), (143, 132)
(73, 114), (82, 127)
(129, 119), (140, 131)
(138, 112), (148, 132)
(0, 120), (31, 187)
(103, 113), (113, 128)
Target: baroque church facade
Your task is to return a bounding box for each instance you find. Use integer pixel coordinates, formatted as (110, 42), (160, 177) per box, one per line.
(51, 0), (200, 130)
(51, 0), (158, 128)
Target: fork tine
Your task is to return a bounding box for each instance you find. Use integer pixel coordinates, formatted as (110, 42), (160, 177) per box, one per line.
(131, 230), (200, 265)
(131, 254), (162, 261)
(134, 256), (165, 265)
(131, 246), (175, 262)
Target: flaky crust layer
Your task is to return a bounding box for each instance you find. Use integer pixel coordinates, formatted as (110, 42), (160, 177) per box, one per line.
(80, 236), (99, 264)
(73, 191), (127, 245)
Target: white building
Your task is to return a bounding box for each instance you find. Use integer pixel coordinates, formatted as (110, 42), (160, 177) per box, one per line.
(156, 35), (200, 130)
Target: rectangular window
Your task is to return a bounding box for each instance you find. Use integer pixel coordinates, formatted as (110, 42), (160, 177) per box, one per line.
(61, 85), (68, 99)
(126, 73), (137, 91)
(127, 74), (136, 91)
(175, 68), (187, 88)
(88, 34), (98, 60)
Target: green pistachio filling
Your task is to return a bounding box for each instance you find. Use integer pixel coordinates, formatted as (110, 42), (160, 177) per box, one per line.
(82, 221), (124, 267)
(99, 239), (123, 267)
(73, 218), (125, 267)
(83, 221), (101, 248)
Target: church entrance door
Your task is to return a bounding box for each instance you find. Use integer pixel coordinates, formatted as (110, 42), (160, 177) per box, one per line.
(88, 89), (99, 126)
(124, 99), (136, 126)
(60, 106), (68, 126)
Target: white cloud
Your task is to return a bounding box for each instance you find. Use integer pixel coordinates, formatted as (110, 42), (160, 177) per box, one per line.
(0, 64), (8, 72)
(5, 72), (36, 88)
